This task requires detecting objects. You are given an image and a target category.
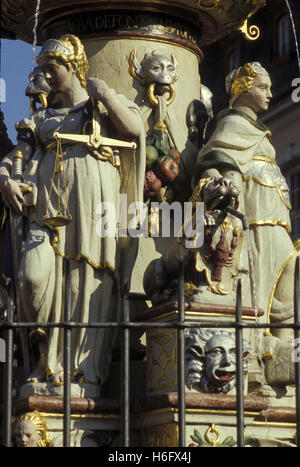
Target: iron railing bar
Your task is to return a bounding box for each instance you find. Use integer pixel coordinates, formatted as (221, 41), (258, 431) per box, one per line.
(177, 257), (185, 447)
(121, 279), (130, 447)
(3, 278), (14, 447)
(63, 259), (72, 447)
(1, 258), (300, 450)
(294, 256), (300, 448)
(235, 279), (244, 447)
(1, 322), (300, 330)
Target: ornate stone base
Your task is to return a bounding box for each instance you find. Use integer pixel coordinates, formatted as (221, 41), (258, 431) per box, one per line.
(14, 395), (121, 447)
(12, 361), (147, 447)
(19, 382), (100, 399)
(137, 300), (263, 395)
(12, 390), (297, 447)
(131, 392), (297, 447)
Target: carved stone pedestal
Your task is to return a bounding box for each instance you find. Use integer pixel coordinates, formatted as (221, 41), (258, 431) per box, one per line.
(131, 392), (297, 447)
(14, 395), (121, 447)
(13, 361), (147, 447)
(138, 300), (264, 395)
(13, 378), (297, 446)
(130, 301), (297, 446)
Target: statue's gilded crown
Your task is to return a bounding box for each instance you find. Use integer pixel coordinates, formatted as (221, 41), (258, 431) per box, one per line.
(226, 61), (268, 105)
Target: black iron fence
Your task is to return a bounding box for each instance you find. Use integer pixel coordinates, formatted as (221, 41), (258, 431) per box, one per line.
(1, 256), (300, 448)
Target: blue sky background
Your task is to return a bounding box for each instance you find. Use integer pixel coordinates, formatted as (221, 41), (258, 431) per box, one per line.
(1, 39), (41, 145)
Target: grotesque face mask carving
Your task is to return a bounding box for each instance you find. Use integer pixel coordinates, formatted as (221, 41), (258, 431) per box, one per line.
(25, 66), (52, 113)
(142, 54), (178, 93)
(204, 335), (238, 390)
(185, 330), (250, 394)
(129, 50), (178, 101)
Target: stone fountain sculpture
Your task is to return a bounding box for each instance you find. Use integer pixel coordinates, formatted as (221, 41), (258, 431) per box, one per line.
(2, 0), (298, 449)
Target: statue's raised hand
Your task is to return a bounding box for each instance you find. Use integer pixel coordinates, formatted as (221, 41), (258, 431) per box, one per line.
(202, 176), (239, 211)
(86, 77), (111, 102)
(86, 77), (141, 139)
(0, 176), (25, 213)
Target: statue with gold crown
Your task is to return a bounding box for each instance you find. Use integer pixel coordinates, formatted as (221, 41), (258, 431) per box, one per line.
(1, 0), (300, 448)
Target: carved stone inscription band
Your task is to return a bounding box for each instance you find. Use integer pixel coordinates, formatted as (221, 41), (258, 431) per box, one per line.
(43, 11), (204, 59)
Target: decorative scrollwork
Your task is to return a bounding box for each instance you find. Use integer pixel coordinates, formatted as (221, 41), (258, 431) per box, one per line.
(238, 19), (260, 41)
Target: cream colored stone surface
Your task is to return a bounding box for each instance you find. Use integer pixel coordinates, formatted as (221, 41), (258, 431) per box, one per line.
(83, 39), (202, 294)
(84, 38), (201, 151)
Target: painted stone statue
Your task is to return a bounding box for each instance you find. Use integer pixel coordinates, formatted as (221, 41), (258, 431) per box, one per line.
(185, 329), (251, 394)
(194, 61), (298, 345)
(13, 411), (53, 447)
(0, 34), (145, 388)
(145, 62), (298, 316)
(144, 61), (298, 388)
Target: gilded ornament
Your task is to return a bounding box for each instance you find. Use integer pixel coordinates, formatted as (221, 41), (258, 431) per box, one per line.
(147, 83), (175, 107)
(238, 19), (261, 41)
(184, 282), (198, 297)
(13, 411), (53, 447)
(204, 424), (221, 446)
(189, 426), (256, 447)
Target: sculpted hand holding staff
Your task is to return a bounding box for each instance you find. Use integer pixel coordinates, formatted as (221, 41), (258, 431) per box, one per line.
(0, 34), (145, 386)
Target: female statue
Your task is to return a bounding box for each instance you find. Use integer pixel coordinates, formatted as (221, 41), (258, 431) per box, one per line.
(194, 61), (298, 343)
(0, 34), (145, 386)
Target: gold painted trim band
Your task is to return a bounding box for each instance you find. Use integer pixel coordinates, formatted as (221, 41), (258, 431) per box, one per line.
(31, 213), (116, 272)
(252, 155), (275, 164)
(38, 412), (120, 420)
(265, 247), (297, 335)
(242, 174), (292, 210)
(248, 219), (291, 233)
(144, 309), (259, 323)
(294, 238), (300, 252)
